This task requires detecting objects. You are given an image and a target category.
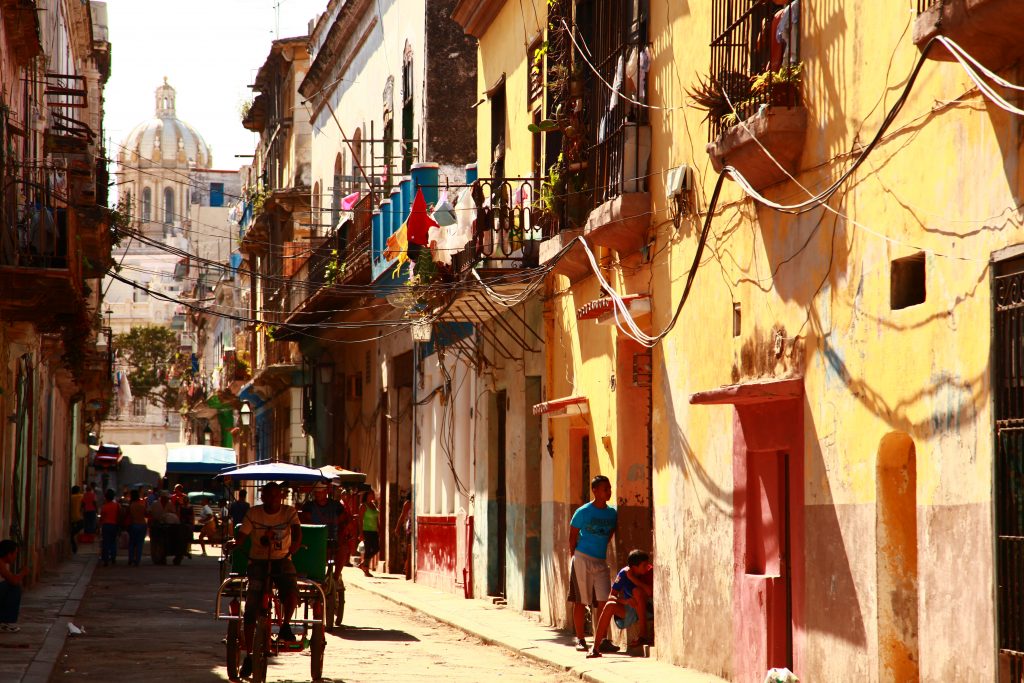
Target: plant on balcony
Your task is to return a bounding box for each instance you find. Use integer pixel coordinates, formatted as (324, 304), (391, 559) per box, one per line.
(244, 182), (270, 217)
(239, 99), (253, 122)
(233, 356), (251, 381)
(324, 248), (347, 284)
(689, 63), (803, 130)
(539, 152), (589, 228)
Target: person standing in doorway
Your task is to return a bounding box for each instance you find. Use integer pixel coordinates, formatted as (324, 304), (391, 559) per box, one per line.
(568, 474), (619, 654)
(99, 489), (120, 566)
(359, 489), (380, 577)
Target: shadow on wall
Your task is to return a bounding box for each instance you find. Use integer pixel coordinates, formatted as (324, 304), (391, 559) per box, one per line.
(802, 396), (868, 653)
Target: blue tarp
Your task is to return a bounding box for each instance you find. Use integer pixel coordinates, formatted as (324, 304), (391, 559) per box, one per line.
(166, 445), (237, 474)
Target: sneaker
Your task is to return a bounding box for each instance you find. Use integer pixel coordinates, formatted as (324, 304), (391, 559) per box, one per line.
(278, 622), (297, 641)
(0, 623), (20, 633)
(575, 637), (589, 651)
(239, 654), (252, 678)
(598, 638), (620, 653)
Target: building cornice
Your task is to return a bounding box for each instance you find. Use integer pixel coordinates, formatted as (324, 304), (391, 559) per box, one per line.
(299, 0), (374, 103)
(452, 0), (506, 39)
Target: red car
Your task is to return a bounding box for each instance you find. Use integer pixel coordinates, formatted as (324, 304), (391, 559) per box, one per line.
(93, 444), (123, 470)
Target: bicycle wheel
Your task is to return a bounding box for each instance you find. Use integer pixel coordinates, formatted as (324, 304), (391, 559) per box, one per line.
(225, 621), (241, 680)
(251, 617), (270, 683)
(310, 622), (326, 681)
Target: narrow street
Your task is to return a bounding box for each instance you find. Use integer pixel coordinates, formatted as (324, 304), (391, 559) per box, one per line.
(49, 543), (573, 683)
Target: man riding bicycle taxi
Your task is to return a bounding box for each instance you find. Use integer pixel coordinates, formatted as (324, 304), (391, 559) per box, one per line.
(235, 481), (302, 678)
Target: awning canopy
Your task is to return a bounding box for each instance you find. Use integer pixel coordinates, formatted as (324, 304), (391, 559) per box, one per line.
(532, 395), (589, 418)
(576, 293), (650, 325)
(166, 445), (237, 474)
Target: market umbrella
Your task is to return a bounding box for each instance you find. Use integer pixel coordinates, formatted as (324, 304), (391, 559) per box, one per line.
(216, 462), (337, 483)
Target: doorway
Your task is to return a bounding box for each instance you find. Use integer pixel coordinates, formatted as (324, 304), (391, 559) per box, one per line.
(487, 389), (507, 598)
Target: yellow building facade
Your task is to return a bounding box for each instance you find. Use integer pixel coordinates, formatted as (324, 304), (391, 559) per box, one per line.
(462, 0), (1021, 679)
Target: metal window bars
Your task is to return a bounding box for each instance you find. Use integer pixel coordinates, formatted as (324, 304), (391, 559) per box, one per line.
(708, 0), (801, 139)
(582, 0), (650, 206)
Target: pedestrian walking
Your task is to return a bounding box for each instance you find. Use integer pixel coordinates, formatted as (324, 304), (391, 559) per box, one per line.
(99, 489), (120, 566)
(81, 483), (98, 539)
(69, 485), (84, 554)
(148, 492), (178, 565)
(568, 474), (619, 654)
(127, 490), (148, 567)
(197, 498), (217, 555)
(393, 493), (412, 579)
(359, 489), (380, 577)
(0, 540), (26, 632)
(301, 484), (349, 580)
(228, 490), (250, 527)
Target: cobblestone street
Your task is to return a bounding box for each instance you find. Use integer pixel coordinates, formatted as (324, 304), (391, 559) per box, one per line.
(48, 544), (573, 683)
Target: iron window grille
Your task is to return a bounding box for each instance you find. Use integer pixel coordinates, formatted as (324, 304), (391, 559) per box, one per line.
(578, 0), (650, 206)
(708, 0), (801, 139)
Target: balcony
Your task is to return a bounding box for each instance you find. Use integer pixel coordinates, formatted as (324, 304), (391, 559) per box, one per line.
(0, 176), (83, 323)
(279, 194), (374, 337)
(913, 0), (1024, 69)
(450, 178), (542, 274)
(702, 0), (806, 190)
(436, 178), (544, 323)
(537, 0), (652, 277)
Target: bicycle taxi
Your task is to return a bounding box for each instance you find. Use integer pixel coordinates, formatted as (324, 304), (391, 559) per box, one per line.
(214, 462), (363, 683)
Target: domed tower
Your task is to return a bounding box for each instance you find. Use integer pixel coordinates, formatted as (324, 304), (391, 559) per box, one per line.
(116, 79), (213, 238)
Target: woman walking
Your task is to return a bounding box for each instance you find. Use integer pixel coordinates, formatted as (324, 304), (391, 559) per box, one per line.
(359, 490), (380, 577)
(99, 489), (120, 566)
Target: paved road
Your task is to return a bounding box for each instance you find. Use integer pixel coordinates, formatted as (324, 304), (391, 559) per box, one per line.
(50, 544), (573, 682)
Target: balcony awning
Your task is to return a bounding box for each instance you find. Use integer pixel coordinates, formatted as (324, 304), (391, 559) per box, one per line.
(532, 395), (589, 418)
(576, 293), (650, 325)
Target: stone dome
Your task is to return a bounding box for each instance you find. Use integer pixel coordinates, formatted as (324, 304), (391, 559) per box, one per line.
(121, 78), (212, 168)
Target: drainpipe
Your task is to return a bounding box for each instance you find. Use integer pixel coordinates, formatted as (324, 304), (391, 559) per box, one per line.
(410, 340), (417, 581)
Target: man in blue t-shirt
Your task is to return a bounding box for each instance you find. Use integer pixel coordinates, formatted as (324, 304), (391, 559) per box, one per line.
(567, 474), (619, 654)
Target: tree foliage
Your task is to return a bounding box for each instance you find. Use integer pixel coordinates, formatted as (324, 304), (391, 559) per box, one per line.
(115, 326), (181, 409)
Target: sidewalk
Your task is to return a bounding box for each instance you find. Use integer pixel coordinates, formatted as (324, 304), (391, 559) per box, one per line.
(0, 545), (97, 683)
(346, 569), (728, 683)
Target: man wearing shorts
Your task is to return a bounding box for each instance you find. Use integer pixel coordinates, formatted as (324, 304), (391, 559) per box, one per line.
(236, 482), (302, 678)
(300, 484), (349, 579)
(568, 474), (619, 653)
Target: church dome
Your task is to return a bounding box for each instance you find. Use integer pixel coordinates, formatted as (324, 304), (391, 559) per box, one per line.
(120, 79), (212, 168)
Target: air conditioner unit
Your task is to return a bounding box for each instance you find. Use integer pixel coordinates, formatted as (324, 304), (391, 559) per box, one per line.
(665, 165), (693, 199)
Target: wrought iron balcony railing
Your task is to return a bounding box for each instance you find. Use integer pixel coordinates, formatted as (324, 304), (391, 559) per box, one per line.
(450, 177), (542, 275)
(708, 0), (801, 139)
(0, 173), (70, 269)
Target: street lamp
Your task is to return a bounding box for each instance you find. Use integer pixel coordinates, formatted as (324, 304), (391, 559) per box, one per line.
(239, 402), (252, 427)
(318, 360), (334, 385)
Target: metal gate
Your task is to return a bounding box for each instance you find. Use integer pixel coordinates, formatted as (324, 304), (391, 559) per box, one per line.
(994, 258), (1024, 680)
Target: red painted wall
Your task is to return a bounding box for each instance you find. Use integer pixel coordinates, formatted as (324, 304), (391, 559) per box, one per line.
(415, 514), (458, 593)
(732, 398), (805, 682)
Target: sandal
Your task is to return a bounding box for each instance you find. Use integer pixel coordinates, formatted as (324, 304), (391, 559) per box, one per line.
(585, 650), (602, 659)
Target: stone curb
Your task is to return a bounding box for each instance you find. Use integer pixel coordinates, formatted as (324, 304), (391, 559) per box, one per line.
(19, 555), (97, 683)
